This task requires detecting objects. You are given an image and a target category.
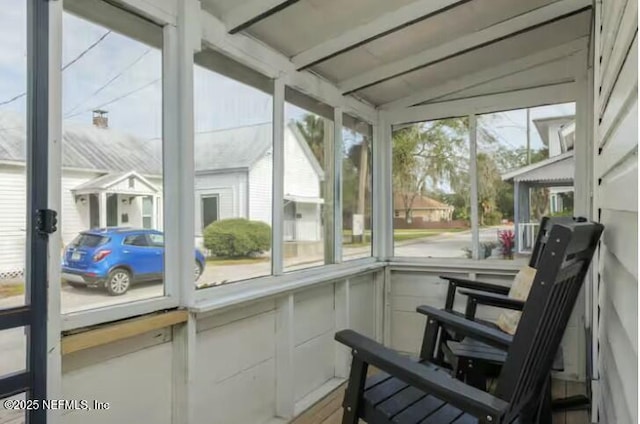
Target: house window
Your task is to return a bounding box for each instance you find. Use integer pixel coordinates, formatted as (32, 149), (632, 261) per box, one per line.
(60, 2), (164, 314)
(392, 117), (472, 259)
(201, 195), (219, 230)
(142, 196), (153, 229)
(284, 88), (334, 272)
(193, 48), (273, 286)
(342, 113), (373, 260)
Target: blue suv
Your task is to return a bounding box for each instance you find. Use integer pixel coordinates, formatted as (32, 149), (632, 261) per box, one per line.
(62, 228), (206, 296)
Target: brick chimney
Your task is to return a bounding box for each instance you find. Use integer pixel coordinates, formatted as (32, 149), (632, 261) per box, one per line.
(92, 109), (109, 129)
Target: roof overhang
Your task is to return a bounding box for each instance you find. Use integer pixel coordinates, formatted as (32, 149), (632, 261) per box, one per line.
(502, 151), (574, 184)
(284, 195), (325, 204)
(72, 171), (160, 196)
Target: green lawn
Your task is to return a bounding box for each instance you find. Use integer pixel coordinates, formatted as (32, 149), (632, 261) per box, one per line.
(341, 228), (468, 245)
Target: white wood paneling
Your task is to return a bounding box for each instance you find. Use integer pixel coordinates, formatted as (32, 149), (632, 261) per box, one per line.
(291, 0), (463, 69)
(294, 285), (334, 345)
(194, 302), (277, 424)
(293, 331), (334, 402)
(594, 0), (638, 420)
(381, 37), (587, 110)
(338, 0), (590, 94)
(293, 285), (335, 402)
(349, 274), (376, 338)
(435, 56), (579, 103)
(62, 342), (173, 424)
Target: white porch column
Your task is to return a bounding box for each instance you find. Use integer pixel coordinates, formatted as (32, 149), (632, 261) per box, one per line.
(98, 192), (107, 228)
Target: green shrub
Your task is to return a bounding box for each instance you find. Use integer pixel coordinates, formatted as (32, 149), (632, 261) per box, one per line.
(483, 211), (503, 226)
(204, 218), (271, 257)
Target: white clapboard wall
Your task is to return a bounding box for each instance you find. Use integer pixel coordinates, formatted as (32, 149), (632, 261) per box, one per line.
(593, 0), (638, 422)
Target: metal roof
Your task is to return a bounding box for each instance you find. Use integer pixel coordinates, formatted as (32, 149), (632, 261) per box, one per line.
(502, 151), (574, 183)
(0, 111), (162, 175)
(194, 122), (272, 171)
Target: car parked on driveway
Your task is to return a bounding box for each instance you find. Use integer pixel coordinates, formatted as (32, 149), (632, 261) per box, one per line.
(62, 228), (206, 295)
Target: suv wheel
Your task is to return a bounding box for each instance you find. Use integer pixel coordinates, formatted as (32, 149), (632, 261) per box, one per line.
(106, 268), (131, 296)
(194, 261), (203, 282)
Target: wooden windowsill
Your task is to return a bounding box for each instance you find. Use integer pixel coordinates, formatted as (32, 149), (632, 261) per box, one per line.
(61, 309), (188, 355)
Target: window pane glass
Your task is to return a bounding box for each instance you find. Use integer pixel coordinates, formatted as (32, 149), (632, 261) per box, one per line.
(0, 0), (27, 308)
(392, 118), (472, 258)
(284, 95), (334, 271)
(342, 114), (372, 260)
(477, 103), (576, 259)
(194, 50), (273, 288)
(201, 196), (219, 230)
(61, 6), (164, 309)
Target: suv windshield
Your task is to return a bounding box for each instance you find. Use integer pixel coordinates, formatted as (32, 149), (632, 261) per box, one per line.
(70, 233), (108, 248)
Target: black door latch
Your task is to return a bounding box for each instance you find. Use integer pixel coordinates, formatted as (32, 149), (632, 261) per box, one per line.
(36, 209), (58, 235)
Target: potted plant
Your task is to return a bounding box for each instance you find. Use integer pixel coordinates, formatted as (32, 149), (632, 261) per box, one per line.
(498, 229), (515, 259)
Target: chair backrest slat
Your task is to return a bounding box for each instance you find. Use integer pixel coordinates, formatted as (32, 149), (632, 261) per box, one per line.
(496, 220), (603, 421)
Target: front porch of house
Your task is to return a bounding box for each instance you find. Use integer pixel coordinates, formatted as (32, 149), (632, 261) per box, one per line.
(71, 171), (162, 230)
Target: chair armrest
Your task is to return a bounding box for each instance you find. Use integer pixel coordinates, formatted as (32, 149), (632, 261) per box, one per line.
(459, 290), (525, 311)
(440, 275), (511, 311)
(440, 275), (511, 295)
(335, 330), (509, 421)
(416, 305), (512, 350)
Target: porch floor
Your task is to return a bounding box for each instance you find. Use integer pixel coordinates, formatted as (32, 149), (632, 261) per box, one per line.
(292, 379), (589, 424)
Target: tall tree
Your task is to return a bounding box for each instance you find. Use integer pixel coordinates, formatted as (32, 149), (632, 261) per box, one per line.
(392, 118), (469, 222)
(295, 114), (326, 165)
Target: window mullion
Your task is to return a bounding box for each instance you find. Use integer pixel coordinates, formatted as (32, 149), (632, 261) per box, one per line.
(469, 114), (480, 260)
(333, 108), (343, 263)
(272, 78), (285, 276)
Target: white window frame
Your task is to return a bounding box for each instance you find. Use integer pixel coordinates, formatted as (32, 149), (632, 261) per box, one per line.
(383, 80), (582, 267)
(57, 1), (182, 331)
(53, 0), (382, 330)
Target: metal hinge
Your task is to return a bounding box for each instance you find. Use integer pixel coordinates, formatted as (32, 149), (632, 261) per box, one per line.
(35, 209), (58, 236)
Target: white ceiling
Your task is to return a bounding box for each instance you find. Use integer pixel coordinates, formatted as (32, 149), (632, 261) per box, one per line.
(201, 0), (593, 108)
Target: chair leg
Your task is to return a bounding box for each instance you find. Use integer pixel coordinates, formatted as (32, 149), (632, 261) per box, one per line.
(419, 317), (440, 362)
(342, 356), (368, 424)
(534, 375), (553, 424)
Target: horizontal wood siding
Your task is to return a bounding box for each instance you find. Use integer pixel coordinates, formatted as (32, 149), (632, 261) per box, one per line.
(0, 168), (100, 274)
(595, 0), (638, 421)
(195, 171), (248, 236)
(249, 153), (273, 225)
(0, 166), (26, 274)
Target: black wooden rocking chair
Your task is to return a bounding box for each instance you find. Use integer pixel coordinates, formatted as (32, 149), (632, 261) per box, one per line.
(335, 219), (603, 424)
(433, 217), (588, 410)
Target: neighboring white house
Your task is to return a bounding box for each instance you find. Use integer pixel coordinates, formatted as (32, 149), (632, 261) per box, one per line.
(0, 110), (163, 278)
(502, 114), (576, 253)
(0, 111), (323, 276)
(193, 121), (324, 247)
(533, 115), (576, 213)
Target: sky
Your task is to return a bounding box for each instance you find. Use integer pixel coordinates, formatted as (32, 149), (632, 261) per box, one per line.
(0, 1), (574, 155)
(0, 2), (304, 142)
